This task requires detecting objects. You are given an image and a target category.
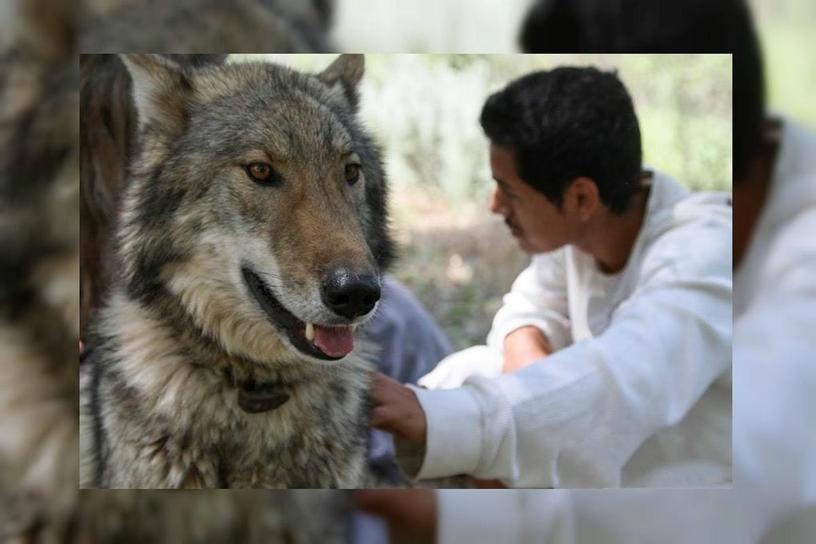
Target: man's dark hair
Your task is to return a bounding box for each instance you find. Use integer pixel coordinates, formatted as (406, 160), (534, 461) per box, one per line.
(520, 0), (763, 183)
(480, 66), (642, 214)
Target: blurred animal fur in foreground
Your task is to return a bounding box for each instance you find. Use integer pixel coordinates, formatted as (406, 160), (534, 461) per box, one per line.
(80, 54), (395, 488)
(75, 490), (352, 543)
(80, 0), (335, 52)
(0, 0), (80, 539)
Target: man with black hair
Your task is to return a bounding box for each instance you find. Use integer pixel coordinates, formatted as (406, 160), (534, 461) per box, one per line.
(520, 0), (764, 218)
(362, 1), (816, 542)
(371, 65), (732, 489)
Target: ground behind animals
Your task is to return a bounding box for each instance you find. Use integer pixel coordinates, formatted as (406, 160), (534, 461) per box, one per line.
(389, 185), (529, 351)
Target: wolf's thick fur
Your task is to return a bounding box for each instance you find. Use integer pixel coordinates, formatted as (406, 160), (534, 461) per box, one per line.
(80, 54), (395, 489)
(80, 54), (228, 342)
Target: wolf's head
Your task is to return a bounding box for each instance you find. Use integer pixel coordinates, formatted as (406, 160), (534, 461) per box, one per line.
(116, 54), (393, 365)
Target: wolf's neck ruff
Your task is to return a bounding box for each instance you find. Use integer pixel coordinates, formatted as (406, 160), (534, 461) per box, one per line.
(112, 281), (319, 386)
(84, 291), (371, 487)
(235, 378), (291, 414)
(109, 286), (341, 415)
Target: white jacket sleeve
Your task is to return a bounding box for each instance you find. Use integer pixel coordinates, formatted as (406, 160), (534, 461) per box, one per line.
(486, 250), (571, 351)
(411, 222), (732, 487)
(437, 213), (816, 544)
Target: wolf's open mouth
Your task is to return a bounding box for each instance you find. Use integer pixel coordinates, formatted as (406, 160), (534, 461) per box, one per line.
(241, 267), (355, 361)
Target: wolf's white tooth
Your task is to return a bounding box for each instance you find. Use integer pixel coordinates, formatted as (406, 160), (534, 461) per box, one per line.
(351, 324), (359, 332)
(305, 322), (314, 342)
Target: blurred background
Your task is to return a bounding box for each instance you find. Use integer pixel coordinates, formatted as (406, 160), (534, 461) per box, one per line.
(0, 0), (812, 540)
(334, 0), (813, 126)
(258, 53), (732, 350)
(750, 0), (816, 125)
(69, 0), (815, 130)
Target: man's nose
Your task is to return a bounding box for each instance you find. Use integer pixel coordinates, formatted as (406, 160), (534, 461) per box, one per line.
(489, 187), (506, 215)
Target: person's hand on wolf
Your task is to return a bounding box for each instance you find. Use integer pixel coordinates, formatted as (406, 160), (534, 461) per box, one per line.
(370, 372), (427, 447)
(370, 370), (509, 488)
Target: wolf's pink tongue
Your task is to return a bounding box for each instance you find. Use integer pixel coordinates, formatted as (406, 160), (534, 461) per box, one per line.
(313, 325), (354, 358)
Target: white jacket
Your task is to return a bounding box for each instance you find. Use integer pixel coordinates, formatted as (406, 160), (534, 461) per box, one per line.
(436, 119), (816, 542)
(409, 172), (732, 488)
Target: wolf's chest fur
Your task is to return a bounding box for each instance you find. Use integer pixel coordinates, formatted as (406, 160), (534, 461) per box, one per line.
(80, 296), (371, 489)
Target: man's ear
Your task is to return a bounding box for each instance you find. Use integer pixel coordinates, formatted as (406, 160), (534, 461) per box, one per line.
(120, 54), (192, 134)
(318, 54), (365, 110)
(567, 177), (600, 220)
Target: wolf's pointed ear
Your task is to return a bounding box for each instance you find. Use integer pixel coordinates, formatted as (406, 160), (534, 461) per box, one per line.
(318, 54), (365, 110)
(120, 54), (191, 133)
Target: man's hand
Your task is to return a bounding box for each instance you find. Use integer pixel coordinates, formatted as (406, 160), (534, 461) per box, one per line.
(353, 489), (437, 544)
(502, 325), (552, 373)
(370, 371), (427, 448)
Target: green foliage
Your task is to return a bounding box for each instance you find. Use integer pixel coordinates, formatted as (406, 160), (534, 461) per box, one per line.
(359, 54), (732, 203)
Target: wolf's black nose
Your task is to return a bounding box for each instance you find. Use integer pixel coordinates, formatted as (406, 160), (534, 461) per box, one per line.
(321, 270), (380, 319)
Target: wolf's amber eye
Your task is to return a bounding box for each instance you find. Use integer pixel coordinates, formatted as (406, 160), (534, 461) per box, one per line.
(345, 164), (361, 185)
(246, 162), (278, 185)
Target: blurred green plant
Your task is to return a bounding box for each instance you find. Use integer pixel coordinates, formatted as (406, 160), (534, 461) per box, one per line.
(361, 54), (732, 205)
(754, 6), (816, 125)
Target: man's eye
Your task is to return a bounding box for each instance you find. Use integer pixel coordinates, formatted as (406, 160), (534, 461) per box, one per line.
(345, 164), (361, 185)
(245, 162), (280, 185)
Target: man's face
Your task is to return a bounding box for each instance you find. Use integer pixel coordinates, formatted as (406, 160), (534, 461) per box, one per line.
(488, 144), (573, 254)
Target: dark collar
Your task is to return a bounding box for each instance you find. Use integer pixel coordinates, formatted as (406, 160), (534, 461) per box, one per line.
(235, 377), (291, 414)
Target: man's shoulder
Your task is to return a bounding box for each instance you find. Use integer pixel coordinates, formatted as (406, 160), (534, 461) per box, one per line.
(639, 183), (732, 282)
(645, 169), (730, 239)
(648, 170), (729, 224)
(671, 192), (732, 228)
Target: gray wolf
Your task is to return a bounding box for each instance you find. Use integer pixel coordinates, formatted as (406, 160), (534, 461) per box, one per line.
(80, 53), (395, 488)
(80, 0), (335, 53)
